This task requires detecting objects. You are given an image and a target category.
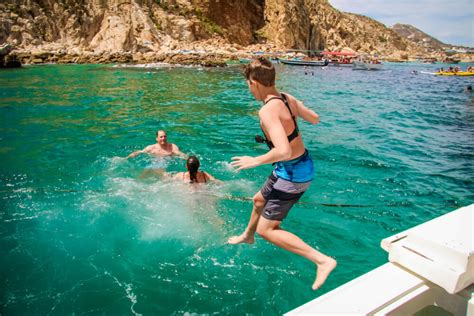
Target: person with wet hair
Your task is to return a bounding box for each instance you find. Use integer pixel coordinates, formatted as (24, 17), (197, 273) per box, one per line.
(173, 156), (218, 184)
(126, 130), (186, 158)
(228, 57), (336, 290)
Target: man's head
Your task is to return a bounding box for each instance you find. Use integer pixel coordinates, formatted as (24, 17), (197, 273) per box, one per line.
(156, 130), (168, 145)
(244, 57), (275, 87)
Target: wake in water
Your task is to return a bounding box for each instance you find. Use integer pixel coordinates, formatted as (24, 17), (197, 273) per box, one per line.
(81, 157), (257, 246)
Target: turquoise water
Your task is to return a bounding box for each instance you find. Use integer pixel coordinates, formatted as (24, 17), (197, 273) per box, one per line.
(1, 62), (473, 315)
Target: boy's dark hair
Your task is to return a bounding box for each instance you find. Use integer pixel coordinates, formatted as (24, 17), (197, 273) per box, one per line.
(244, 57), (275, 87)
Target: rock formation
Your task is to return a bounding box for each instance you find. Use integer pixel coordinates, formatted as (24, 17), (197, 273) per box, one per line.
(261, 0), (421, 59)
(391, 23), (448, 52)
(391, 23), (473, 63)
(0, 0), (464, 65)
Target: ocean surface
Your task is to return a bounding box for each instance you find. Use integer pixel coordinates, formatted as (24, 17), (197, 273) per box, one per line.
(1, 61), (473, 315)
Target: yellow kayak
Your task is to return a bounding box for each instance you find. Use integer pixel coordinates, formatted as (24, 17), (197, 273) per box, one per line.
(435, 71), (474, 76)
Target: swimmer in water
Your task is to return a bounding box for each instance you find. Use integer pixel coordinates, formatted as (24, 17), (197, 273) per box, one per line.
(173, 156), (220, 184)
(126, 130), (186, 158)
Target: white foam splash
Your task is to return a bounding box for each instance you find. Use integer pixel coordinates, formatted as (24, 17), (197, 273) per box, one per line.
(105, 271), (142, 316)
(145, 157), (170, 169)
(217, 161), (236, 172)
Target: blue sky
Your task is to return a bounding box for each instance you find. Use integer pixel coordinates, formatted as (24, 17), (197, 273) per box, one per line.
(328, 0), (474, 47)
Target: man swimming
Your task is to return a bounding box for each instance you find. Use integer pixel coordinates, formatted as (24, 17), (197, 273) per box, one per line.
(126, 130), (186, 158)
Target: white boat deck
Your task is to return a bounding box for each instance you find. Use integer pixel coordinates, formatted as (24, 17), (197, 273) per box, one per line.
(286, 204), (474, 315)
(382, 204), (473, 294)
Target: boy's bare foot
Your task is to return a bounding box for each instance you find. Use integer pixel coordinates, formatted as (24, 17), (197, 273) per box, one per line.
(227, 234), (255, 245)
(312, 257), (337, 290)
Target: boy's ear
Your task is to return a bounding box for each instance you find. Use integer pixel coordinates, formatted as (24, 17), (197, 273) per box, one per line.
(249, 79), (258, 86)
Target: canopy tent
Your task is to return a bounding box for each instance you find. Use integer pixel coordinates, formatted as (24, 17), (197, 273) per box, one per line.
(321, 51), (356, 56)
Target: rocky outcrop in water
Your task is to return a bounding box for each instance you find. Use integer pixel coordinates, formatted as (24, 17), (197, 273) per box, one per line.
(0, 0), (463, 65)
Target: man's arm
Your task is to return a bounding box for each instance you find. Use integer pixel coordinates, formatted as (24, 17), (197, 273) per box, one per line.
(231, 104), (292, 171)
(296, 100), (319, 124)
(126, 145), (151, 159)
(289, 94), (319, 124)
(127, 150), (144, 159)
(171, 144), (187, 158)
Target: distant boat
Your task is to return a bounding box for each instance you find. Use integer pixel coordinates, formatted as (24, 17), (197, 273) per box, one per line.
(269, 57), (280, 64)
(238, 57), (279, 64)
(321, 51), (356, 67)
(435, 71), (474, 77)
(279, 59), (329, 66)
(329, 61), (354, 67)
(353, 61), (383, 70)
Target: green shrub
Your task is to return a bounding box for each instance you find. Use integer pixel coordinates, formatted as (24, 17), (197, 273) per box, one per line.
(193, 10), (223, 35)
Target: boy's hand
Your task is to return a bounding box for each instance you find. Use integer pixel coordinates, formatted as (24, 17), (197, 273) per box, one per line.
(230, 156), (259, 171)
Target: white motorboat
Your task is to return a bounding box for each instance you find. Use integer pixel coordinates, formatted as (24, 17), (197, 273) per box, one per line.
(279, 59), (329, 66)
(353, 60), (383, 70)
(286, 204), (474, 316)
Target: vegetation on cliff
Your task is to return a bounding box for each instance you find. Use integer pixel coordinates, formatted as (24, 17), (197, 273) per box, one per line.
(0, 0), (469, 65)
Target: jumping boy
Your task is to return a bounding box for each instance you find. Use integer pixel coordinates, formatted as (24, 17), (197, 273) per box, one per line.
(228, 57), (336, 290)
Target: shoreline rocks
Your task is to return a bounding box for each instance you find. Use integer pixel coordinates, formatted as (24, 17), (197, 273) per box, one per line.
(1, 1), (472, 68)
(6, 45), (473, 68)
(2, 38), (472, 68)
(8, 48), (237, 67)
(0, 43), (21, 67)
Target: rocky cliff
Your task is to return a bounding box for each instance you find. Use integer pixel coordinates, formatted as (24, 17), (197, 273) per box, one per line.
(261, 0), (421, 59)
(0, 0), (445, 64)
(391, 23), (473, 62)
(391, 23), (448, 52)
